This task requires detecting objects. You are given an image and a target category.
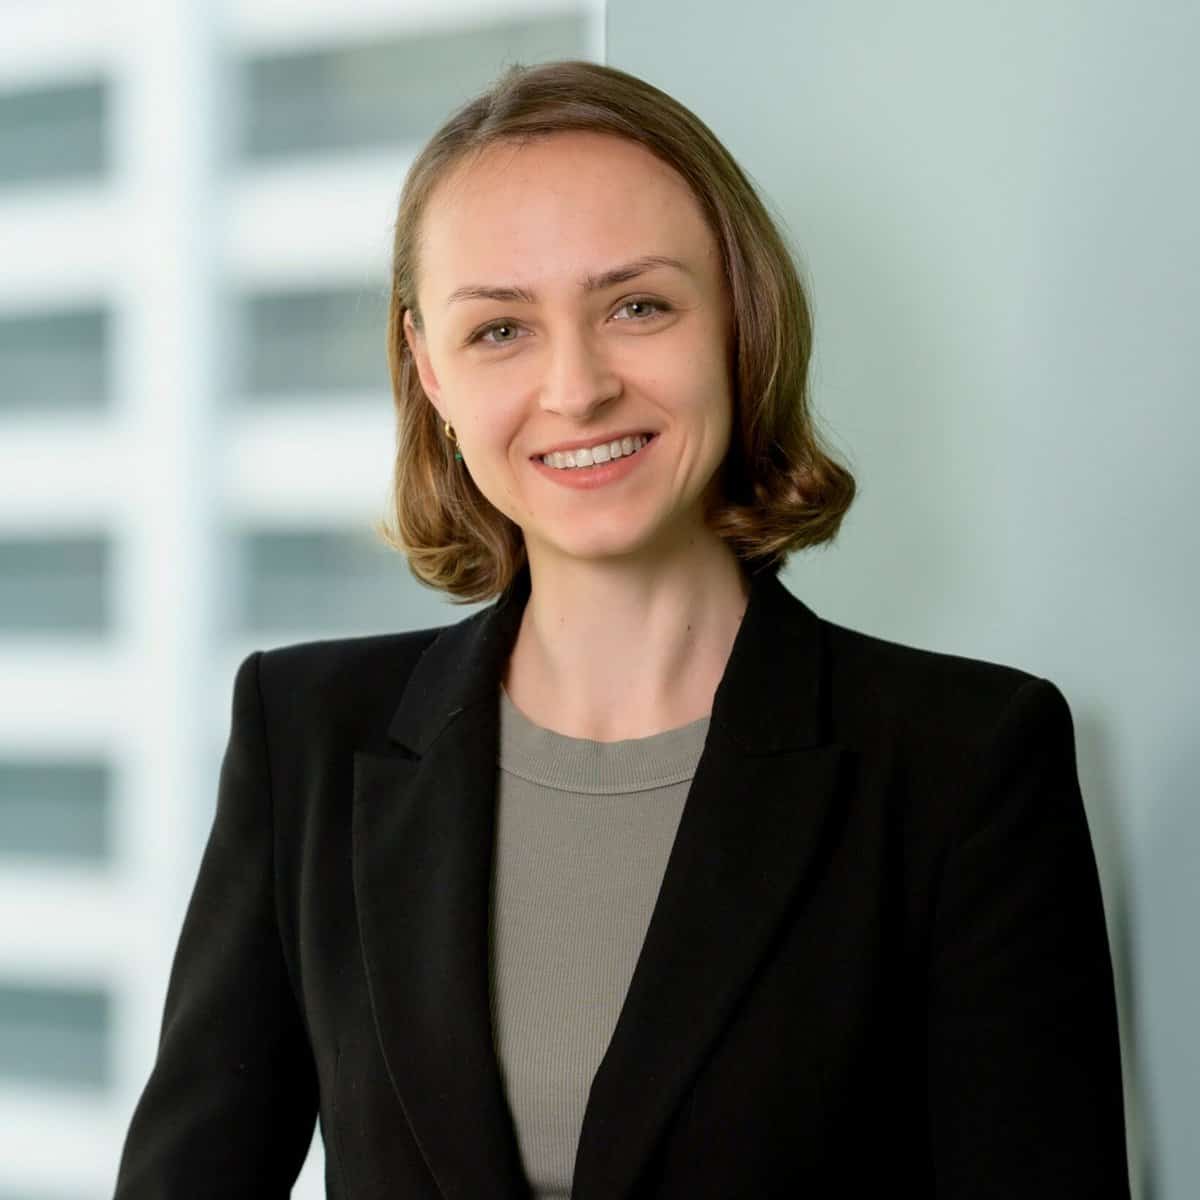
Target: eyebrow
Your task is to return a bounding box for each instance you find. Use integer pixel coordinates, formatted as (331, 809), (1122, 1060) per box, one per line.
(444, 254), (691, 307)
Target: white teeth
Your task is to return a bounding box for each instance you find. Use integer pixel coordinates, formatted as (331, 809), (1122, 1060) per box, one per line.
(542, 434), (650, 470)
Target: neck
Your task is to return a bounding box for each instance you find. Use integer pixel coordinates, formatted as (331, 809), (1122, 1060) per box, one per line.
(503, 537), (751, 742)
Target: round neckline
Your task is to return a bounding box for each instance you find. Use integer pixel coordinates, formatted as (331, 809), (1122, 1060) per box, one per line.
(497, 684), (711, 795)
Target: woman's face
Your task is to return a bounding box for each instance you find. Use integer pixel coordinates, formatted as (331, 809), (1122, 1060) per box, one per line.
(404, 130), (736, 570)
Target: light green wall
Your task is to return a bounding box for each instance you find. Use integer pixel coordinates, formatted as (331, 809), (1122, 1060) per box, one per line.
(607, 3), (1199, 1197)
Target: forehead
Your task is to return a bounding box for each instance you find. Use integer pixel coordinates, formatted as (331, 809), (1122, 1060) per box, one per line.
(416, 131), (719, 295)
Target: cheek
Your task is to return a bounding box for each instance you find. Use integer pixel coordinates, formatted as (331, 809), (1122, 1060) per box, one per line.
(464, 398), (525, 449)
(692, 369), (736, 473)
(439, 349), (532, 412)
(455, 399), (530, 497)
(441, 371), (516, 440)
(683, 349), (735, 430)
(639, 332), (728, 401)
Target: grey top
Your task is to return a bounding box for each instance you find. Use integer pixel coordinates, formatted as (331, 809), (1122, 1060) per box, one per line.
(489, 685), (711, 1199)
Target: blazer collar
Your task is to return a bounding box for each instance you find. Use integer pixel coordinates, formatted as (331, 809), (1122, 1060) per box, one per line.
(355, 563), (847, 1200)
(387, 561), (830, 757)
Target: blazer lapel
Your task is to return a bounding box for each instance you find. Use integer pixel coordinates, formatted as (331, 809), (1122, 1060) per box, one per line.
(352, 572), (531, 1200)
(570, 571), (848, 1198)
(353, 563), (849, 1200)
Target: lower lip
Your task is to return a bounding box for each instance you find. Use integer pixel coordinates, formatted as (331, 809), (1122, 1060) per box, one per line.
(529, 435), (658, 490)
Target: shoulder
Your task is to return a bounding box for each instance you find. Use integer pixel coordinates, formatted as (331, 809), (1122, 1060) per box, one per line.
(812, 614), (1081, 858)
(817, 613), (1071, 775)
(257, 624), (445, 689)
(245, 620), (455, 753)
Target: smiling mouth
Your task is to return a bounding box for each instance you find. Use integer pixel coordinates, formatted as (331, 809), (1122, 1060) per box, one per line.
(536, 433), (657, 470)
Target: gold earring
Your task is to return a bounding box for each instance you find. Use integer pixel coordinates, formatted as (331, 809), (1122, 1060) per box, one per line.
(444, 420), (463, 462)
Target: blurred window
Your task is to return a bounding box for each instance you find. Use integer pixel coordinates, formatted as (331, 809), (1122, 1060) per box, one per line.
(238, 528), (414, 634)
(0, 761), (110, 863)
(0, 982), (109, 1089)
(0, 78), (107, 187)
(0, 307), (109, 414)
(240, 13), (588, 159)
(0, 536), (109, 634)
(240, 285), (389, 398)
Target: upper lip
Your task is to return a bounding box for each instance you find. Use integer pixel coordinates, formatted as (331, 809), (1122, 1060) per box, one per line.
(531, 430), (657, 458)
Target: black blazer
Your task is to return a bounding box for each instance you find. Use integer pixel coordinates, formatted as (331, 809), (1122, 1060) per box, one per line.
(114, 564), (1131, 1199)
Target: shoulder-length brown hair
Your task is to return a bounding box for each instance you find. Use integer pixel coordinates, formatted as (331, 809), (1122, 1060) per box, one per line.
(378, 59), (855, 604)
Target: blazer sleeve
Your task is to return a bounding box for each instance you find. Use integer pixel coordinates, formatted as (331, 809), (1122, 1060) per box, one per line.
(114, 650), (318, 1198)
(926, 677), (1131, 1198)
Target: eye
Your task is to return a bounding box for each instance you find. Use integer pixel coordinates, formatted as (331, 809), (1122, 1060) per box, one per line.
(614, 297), (671, 322)
(471, 320), (523, 346)
(467, 298), (671, 348)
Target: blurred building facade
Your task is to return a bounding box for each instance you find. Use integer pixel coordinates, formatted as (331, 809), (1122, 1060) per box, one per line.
(0, 2), (602, 1196)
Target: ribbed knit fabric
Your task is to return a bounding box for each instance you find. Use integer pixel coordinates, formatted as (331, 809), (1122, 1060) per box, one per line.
(489, 684), (711, 1199)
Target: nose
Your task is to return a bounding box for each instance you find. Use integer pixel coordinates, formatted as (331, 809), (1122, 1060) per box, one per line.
(538, 324), (622, 420)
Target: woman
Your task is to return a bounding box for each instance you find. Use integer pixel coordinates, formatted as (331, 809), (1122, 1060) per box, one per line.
(114, 61), (1130, 1198)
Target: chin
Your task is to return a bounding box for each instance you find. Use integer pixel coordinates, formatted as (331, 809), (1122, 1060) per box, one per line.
(551, 538), (651, 565)
(545, 520), (687, 566)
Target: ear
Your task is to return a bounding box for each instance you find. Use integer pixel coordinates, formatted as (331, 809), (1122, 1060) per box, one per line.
(403, 310), (445, 421)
